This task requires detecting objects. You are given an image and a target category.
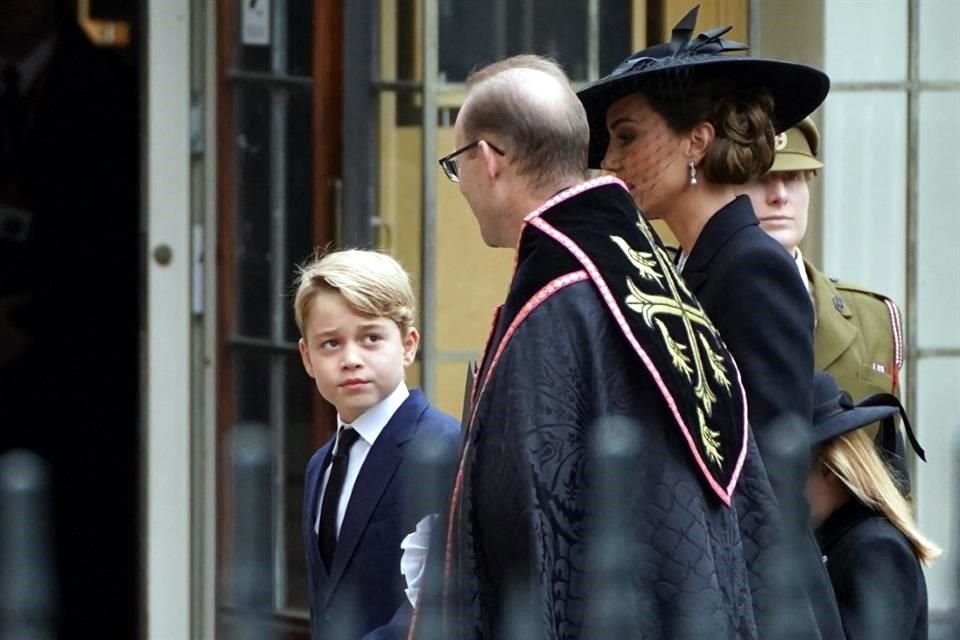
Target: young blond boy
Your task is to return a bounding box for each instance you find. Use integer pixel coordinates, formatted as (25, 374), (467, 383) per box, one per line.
(295, 249), (458, 640)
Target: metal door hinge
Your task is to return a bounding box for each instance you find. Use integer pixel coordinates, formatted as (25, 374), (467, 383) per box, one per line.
(190, 92), (205, 155)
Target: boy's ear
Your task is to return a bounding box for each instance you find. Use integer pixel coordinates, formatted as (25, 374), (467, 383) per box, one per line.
(402, 328), (420, 366)
(298, 338), (315, 378)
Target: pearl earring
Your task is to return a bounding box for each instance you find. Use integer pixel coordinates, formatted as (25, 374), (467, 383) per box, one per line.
(688, 161), (698, 186)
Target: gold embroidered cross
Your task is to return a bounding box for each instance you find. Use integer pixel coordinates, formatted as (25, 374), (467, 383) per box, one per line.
(611, 217), (732, 467)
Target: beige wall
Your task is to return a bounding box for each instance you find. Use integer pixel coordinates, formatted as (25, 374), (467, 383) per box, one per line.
(660, 0), (749, 43)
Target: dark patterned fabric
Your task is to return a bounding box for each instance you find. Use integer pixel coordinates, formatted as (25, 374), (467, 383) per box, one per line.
(435, 182), (814, 639)
(523, 182), (747, 502)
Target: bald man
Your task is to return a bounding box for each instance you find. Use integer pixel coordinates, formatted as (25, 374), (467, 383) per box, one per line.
(418, 55), (803, 640)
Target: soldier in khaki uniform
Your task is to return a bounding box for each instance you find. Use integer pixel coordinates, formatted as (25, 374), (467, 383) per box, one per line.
(742, 117), (904, 402)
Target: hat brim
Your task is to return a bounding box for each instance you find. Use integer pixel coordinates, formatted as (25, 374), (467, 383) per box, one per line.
(811, 404), (899, 447)
(578, 57), (830, 169)
(770, 153), (824, 172)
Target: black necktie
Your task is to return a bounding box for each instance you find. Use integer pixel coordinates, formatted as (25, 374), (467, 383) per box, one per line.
(318, 427), (361, 568)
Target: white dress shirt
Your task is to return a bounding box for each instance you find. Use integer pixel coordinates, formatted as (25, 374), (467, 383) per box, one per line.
(314, 382), (410, 537)
(794, 247), (813, 297)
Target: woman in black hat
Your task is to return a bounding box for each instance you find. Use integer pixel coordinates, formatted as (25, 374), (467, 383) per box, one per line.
(577, 6), (844, 637)
(578, 5), (828, 457)
(809, 371), (937, 640)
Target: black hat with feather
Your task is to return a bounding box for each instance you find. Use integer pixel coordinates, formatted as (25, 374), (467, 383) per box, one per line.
(577, 5), (830, 168)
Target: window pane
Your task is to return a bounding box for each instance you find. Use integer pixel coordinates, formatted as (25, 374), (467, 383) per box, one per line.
(919, 0), (960, 82)
(235, 0), (314, 77)
(598, 0), (632, 76)
(825, 0), (907, 83)
(822, 91), (907, 305)
(236, 38), (272, 73)
(438, 0), (630, 83)
(234, 83), (313, 340)
(286, 0), (314, 77)
(235, 85), (273, 337)
(234, 348), (272, 425)
(284, 352), (316, 611)
(917, 91), (960, 349)
(913, 357), (960, 612)
(285, 87), (315, 343)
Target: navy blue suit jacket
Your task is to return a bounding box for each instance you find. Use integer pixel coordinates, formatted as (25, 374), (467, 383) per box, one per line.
(302, 389), (459, 640)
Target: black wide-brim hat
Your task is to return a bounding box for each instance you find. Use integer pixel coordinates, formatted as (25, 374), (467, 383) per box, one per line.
(577, 5), (831, 168)
(811, 371), (925, 462)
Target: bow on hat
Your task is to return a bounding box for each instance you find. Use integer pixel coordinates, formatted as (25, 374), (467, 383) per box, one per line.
(576, 4), (831, 168)
(811, 371), (925, 463)
(611, 5), (748, 76)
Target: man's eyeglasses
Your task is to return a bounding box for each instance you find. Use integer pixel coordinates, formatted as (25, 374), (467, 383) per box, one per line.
(438, 140), (505, 183)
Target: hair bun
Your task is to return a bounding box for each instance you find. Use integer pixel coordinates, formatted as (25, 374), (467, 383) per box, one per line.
(702, 93), (775, 184)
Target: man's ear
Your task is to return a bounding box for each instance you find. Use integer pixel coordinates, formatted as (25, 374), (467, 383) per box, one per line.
(298, 338), (315, 378)
(686, 121), (716, 163)
(481, 140), (503, 180)
(402, 327), (420, 366)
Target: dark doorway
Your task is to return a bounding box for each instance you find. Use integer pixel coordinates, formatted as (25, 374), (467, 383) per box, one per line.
(0, 0), (141, 637)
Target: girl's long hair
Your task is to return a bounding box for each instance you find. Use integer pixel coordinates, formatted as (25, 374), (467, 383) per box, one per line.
(820, 428), (941, 566)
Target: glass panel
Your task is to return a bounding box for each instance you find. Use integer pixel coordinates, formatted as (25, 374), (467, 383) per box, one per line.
(285, 87), (315, 342)
(234, 348), (272, 426)
(235, 0), (314, 77)
(824, 0), (907, 83)
(225, 0), (318, 624)
(236, 37), (272, 73)
(378, 0), (424, 347)
(286, 0), (314, 77)
(822, 91), (907, 306)
(919, 0), (960, 81)
(598, 0), (633, 75)
(377, 119), (423, 313)
(235, 84), (273, 338)
(917, 91), (960, 349)
(913, 357), (960, 612)
(283, 352), (315, 611)
(438, 0), (630, 82)
(234, 83), (313, 340)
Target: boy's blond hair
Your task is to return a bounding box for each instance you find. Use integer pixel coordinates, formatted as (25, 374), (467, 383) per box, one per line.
(294, 249), (416, 336)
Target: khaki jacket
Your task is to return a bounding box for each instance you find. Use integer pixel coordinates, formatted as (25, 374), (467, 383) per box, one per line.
(807, 260), (903, 401)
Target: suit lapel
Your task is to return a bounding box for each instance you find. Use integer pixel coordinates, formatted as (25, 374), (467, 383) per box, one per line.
(322, 390), (428, 604)
(809, 264), (857, 371)
(681, 196), (759, 293)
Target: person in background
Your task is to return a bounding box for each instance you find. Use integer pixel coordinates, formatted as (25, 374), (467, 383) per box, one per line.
(741, 117), (914, 492)
(742, 117), (904, 402)
(294, 249), (459, 640)
(808, 370), (936, 640)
